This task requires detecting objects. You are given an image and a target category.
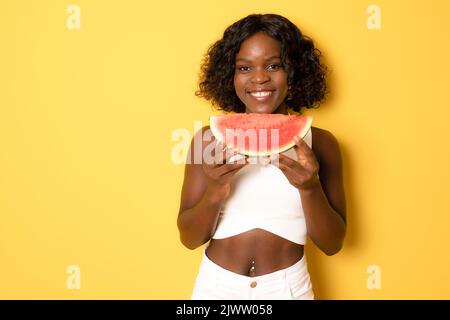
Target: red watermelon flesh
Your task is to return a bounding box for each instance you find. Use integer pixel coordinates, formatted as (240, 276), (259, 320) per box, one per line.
(210, 113), (312, 156)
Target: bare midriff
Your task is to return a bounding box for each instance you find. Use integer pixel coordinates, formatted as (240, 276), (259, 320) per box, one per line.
(205, 228), (304, 277)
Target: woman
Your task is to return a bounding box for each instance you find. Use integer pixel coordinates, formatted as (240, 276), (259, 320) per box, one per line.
(177, 13), (347, 300)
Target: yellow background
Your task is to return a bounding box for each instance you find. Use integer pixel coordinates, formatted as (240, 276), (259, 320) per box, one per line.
(1, 0), (449, 299)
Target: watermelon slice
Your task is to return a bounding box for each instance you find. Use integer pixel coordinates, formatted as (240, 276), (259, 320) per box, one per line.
(210, 113), (312, 156)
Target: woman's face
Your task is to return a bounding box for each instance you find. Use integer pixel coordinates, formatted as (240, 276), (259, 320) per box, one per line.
(233, 32), (289, 114)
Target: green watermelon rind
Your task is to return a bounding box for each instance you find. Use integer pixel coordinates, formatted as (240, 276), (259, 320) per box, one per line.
(209, 114), (313, 157)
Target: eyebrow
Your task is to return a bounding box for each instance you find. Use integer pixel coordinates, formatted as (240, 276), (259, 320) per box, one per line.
(235, 55), (281, 62)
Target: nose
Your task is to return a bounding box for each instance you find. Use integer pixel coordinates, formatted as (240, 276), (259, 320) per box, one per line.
(251, 67), (270, 84)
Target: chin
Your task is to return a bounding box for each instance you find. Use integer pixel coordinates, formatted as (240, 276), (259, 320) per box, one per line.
(247, 105), (275, 114)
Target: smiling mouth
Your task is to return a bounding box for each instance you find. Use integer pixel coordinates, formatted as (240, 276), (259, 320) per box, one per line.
(248, 90), (274, 101)
(249, 91), (272, 97)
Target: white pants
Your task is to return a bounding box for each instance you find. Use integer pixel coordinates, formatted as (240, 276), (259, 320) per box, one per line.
(191, 247), (314, 300)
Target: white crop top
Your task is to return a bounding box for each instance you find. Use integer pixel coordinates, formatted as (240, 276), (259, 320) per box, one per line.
(211, 128), (312, 245)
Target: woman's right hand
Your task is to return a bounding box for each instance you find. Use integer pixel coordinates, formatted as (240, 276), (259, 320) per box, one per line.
(201, 141), (249, 202)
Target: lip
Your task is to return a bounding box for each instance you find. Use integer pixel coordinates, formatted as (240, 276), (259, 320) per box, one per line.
(247, 90), (275, 102)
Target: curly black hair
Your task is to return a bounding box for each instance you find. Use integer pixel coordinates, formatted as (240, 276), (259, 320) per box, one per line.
(195, 13), (329, 113)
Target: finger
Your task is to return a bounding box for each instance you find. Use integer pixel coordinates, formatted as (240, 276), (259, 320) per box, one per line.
(277, 162), (295, 182)
(277, 154), (307, 173)
(202, 163), (220, 180)
(293, 136), (314, 157)
(277, 153), (297, 166)
(277, 154), (310, 179)
(225, 152), (248, 164)
(209, 145), (247, 171)
(294, 138), (317, 167)
(207, 139), (222, 164)
(220, 163), (248, 182)
(217, 160), (248, 176)
(211, 141), (236, 166)
(222, 141), (248, 164)
(222, 147), (237, 163)
(218, 140), (229, 163)
(203, 156), (246, 180)
(279, 164), (306, 189)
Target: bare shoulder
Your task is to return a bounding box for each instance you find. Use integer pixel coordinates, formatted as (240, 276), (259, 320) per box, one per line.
(195, 125), (217, 150)
(310, 126), (342, 165)
(187, 125), (219, 162)
(199, 125), (217, 141)
(189, 125), (213, 148)
(194, 124), (211, 139)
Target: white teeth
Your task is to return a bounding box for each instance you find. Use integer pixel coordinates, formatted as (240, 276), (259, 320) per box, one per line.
(250, 91), (272, 97)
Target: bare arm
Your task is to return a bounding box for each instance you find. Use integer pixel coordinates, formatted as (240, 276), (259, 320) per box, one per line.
(278, 128), (347, 255)
(177, 126), (248, 249)
(176, 162), (223, 250)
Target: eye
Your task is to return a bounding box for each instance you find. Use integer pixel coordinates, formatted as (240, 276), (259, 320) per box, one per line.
(237, 66), (250, 72)
(268, 64), (281, 70)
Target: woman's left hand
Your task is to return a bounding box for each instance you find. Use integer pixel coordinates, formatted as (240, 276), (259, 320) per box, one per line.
(274, 135), (321, 191)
